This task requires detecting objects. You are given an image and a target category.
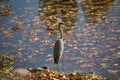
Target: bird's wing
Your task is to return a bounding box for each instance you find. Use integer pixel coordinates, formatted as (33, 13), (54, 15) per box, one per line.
(54, 40), (60, 64)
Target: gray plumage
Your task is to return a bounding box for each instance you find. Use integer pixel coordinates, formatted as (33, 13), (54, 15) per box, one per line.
(54, 23), (64, 64)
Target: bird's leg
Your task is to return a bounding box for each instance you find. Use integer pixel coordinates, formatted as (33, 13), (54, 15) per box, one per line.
(61, 56), (65, 72)
(55, 64), (59, 71)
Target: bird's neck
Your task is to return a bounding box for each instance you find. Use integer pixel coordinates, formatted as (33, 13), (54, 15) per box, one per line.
(60, 28), (63, 39)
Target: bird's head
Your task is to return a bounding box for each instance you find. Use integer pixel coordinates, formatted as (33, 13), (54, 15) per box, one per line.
(58, 22), (64, 31)
(58, 22), (64, 25)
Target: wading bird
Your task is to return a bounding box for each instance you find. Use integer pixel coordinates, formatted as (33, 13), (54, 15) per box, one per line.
(53, 22), (64, 64)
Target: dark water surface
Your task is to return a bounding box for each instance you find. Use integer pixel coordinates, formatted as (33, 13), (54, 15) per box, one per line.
(0, 0), (120, 79)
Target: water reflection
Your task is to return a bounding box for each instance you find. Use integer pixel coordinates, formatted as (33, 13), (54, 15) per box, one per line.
(81, 0), (115, 23)
(39, 0), (78, 35)
(0, 0), (11, 16)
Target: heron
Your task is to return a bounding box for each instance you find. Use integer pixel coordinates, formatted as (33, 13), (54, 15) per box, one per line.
(53, 22), (64, 64)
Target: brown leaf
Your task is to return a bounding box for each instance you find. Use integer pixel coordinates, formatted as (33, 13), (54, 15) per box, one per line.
(16, 21), (24, 25)
(81, 63), (94, 68)
(0, 27), (5, 30)
(31, 34), (39, 41)
(100, 35), (107, 39)
(34, 29), (43, 33)
(108, 70), (119, 74)
(12, 26), (20, 31)
(2, 30), (11, 35)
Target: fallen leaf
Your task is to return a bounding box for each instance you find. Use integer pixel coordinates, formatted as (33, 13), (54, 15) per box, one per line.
(108, 70), (119, 74)
(16, 21), (24, 25)
(12, 26), (20, 31)
(31, 34), (39, 41)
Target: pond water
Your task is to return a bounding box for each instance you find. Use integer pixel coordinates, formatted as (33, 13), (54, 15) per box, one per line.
(0, 0), (120, 79)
